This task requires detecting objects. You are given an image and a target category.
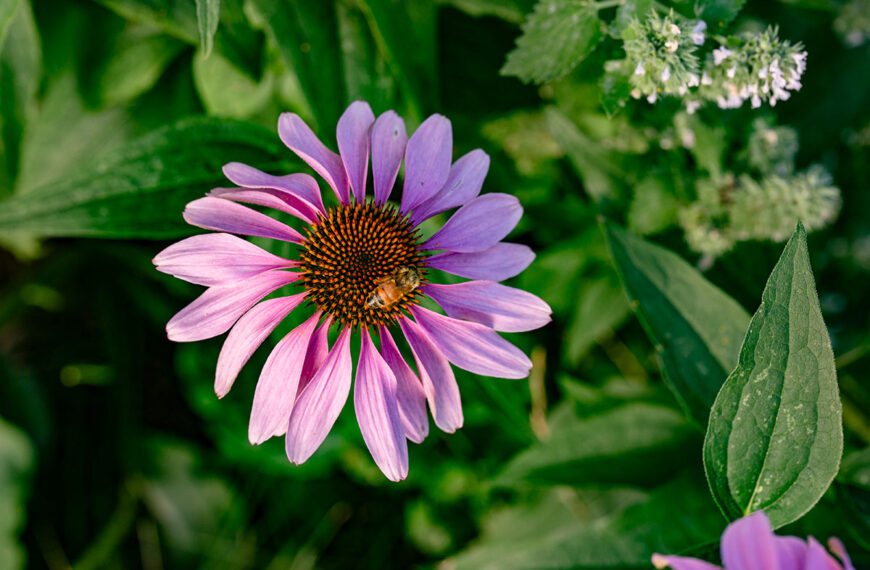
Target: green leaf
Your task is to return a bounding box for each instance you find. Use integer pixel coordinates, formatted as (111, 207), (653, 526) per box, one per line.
(0, 118), (292, 238)
(246, 0), (343, 130)
(627, 175), (680, 235)
(453, 472), (723, 569)
(703, 223), (843, 528)
(0, 0), (40, 194)
(0, 417), (33, 570)
(195, 0), (220, 57)
(501, 0), (603, 84)
(96, 0), (198, 43)
(694, 0), (745, 27)
(495, 403), (697, 487)
(564, 272), (630, 366)
(335, 1), (397, 112)
(605, 222), (751, 424)
(0, 0), (21, 49)
(192, 49), (273, 118)
(439, 0), (534, 24)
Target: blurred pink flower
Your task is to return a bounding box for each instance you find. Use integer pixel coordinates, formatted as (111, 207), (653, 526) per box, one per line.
(154, 101), (550, 481)
(653, 511), (854, 570)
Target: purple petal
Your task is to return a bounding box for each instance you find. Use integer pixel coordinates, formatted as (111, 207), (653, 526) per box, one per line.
(721, 511), (779, 570)
(354, 328), (409, 481)
(299, 318), (332, 395)
(222, 162), (325, 216)
(278, 112), (350, 204)
(651, 554), (721, 570)
(775, 536), (808, 569)
(166, 270), (298, 342)
(410, 306), (532, 379)
(425, 281), (551, 333)
(183, 197), (304, 244)
(336, 101), (375, 203)
(398, 318), (463, 433)
(209, 187), (316, 223)
(285, 327), (353, 464)
(806, 538), (845, 570)
(423, 193), (522, 253)
(379, 326), (428, 443)
(828, 538), (855, 570)
(249, 312), (321, 444)
(371, 111), (408, 204)
(154, 233), (293, 287)
(401, 114), (452, 214)
(427, 242), (535, 281)
(215, 294), (306, 398)
(411, 150), (490, 225)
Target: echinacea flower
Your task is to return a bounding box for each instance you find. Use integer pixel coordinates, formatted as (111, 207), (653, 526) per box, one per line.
(154, 101), (551, 481)
(652, 511), (855, 570)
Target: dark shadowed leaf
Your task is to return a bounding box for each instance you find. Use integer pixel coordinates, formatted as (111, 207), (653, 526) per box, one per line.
(0, 118), (292, 238)
(694, 0), (745, 27)
(495, 403), (697, 487)
(0, 417), (33, 570)
(703, 223), (843, 528)
(605, 222), (750, 424)
(501, 0), (602, 84)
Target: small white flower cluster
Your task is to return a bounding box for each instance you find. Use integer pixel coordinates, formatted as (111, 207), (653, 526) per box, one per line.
(623, 11), (707, 104)
(693, 28), (807, 111)
(679, 167), (840, 256)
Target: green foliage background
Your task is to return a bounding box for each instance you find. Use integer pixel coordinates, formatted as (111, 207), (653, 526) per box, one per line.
(0, 0), (869, 568)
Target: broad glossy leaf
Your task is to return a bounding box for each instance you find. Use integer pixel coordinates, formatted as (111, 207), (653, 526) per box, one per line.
(495, 403), (697, 487)
(605, 222), (750, 424)
(694, 0), (745, 27)
(703, 224), (843, 528)
(335, 1), (397, 113)
(501, 0), (603, 84)
(0, 118), (292, 238)
(195, 0), (220, 57)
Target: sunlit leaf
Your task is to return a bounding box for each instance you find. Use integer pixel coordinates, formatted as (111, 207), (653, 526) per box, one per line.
(605, 222), (751, 424)
(703, 223), (843, 528)
(195, 0), (220, 57)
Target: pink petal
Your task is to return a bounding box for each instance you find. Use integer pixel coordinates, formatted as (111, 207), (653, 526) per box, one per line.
(411, 150), (490, 225)
(299, 317), (332, 395)
(425, 281), (551, 333)
(827, 538), (855, 570)
(166, 270), (298, 342)
(426, 242), (535, 281)
(774, 536), (808, 569)
(154, 233), (292, 287)
(248, 312), (321, 444)
(651, 554), (721, 570)
(336, 101), (375, 203)
(371, 111), (408, 204)
(278, 112), (350, 205)
(215, 293), (306, 398)
(410, 306), (532, 379)
(222, 162), (325, 214)
(398, 318), (463, 433)
(806, 538), (849, 570)
(401, 114), (452, 214)
(285, 327), (353, 464)
(423, 193), (522, 253)
(354, 328), (409, 481)
(721, 511), (779, 570)
(379, 326), (428, 443)
(183, 197), (304, 244)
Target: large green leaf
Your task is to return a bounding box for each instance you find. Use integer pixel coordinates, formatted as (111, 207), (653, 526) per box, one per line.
(605, 222), (750, 424)
(0, 118), (292, 238)
(495, 403), (697, 487)
(703, 223), (843, 528)
(501, 0), (603, 84)
(453, 472), (723, 569)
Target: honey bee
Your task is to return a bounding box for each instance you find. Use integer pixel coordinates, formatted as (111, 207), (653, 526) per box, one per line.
(366, 266), (421, 310)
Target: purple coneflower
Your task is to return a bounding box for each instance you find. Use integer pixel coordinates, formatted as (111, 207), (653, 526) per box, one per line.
(652, 511), (854, 570)
(154, 102), (551, 481)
